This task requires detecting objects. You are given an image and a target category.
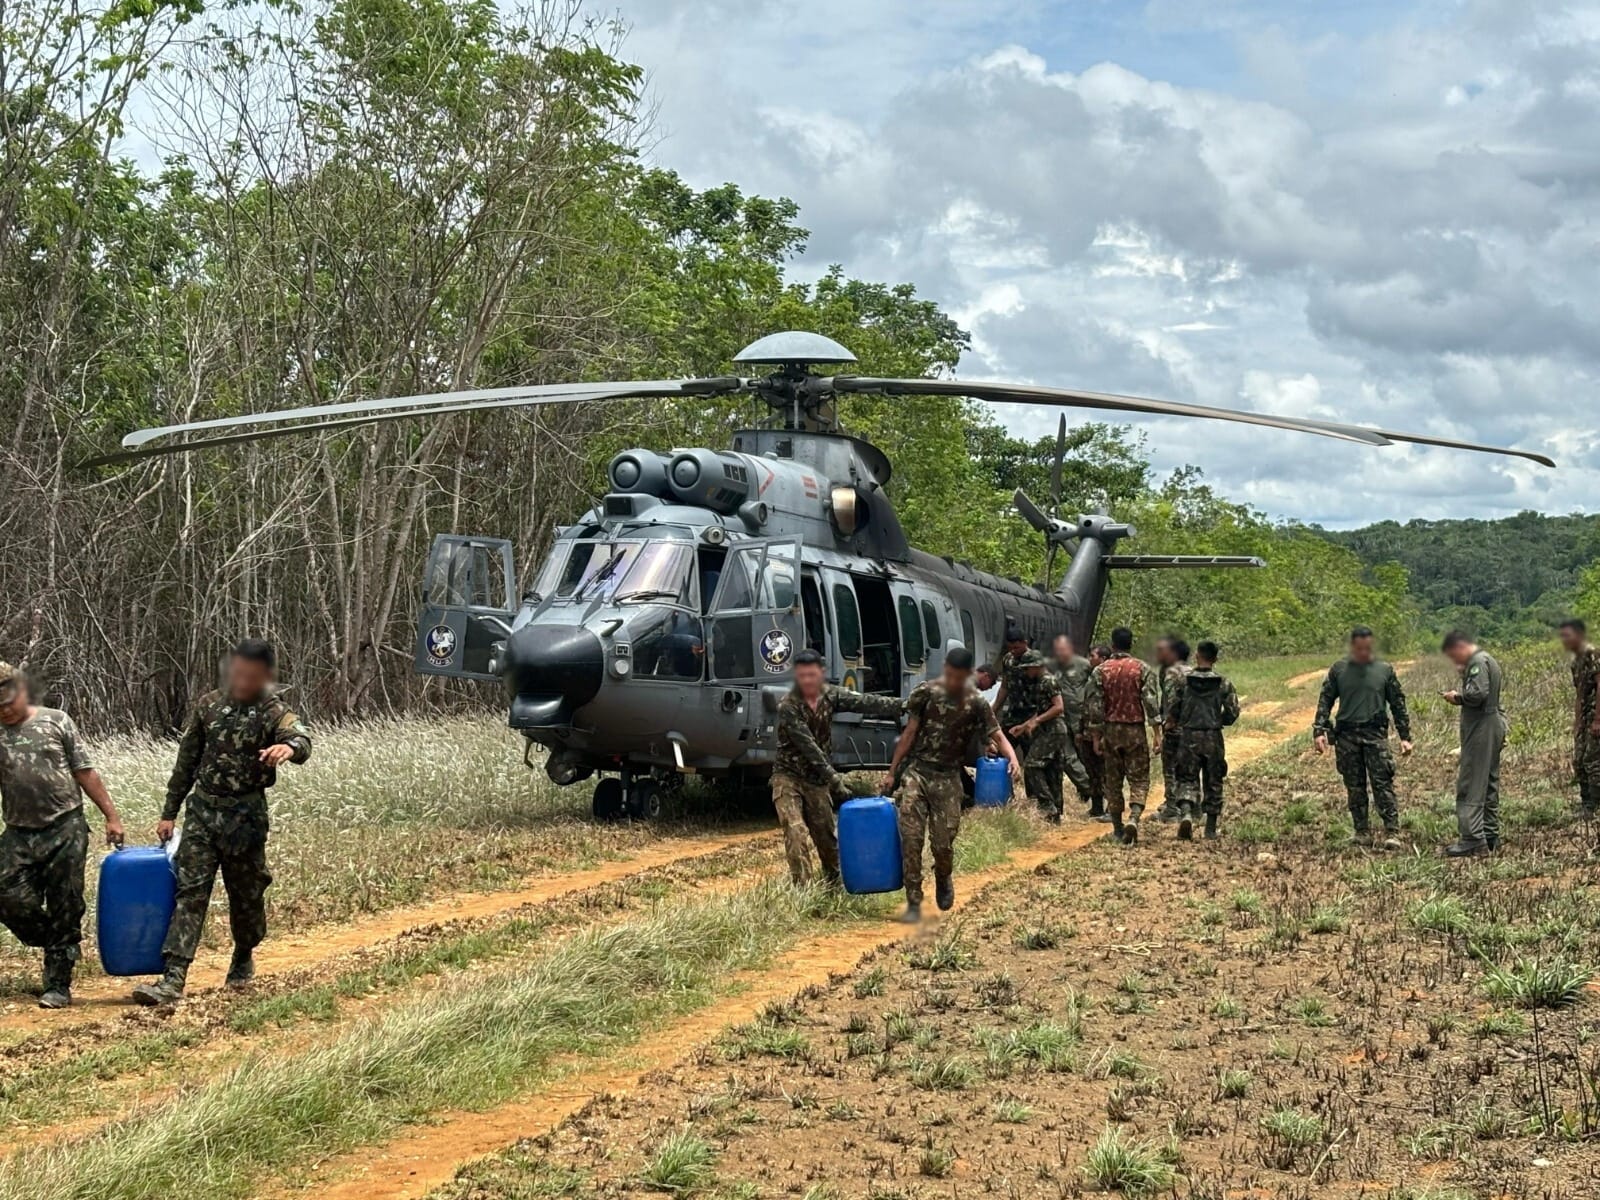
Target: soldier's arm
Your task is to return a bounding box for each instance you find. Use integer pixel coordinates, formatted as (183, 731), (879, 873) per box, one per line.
(883, 716), (921, 788)
(1459, 660), (1492, 708)
(60, 716), (124, 844)
(1221, 679), (1241, 727)
(1313, 665), (1338, 736)
(1385, 668), (1413, 741)
(1163, 675), (1184, 732)
(778, 701), (843, 790)
(1140, 663), (1161, 725)
(1086, 668), (1105, 732)
(163, 710), (206, 821)
(829, 686), (904, 721)
(978, 698), (1022, 780)
(272, 708), (312, 764)
(1589, 654), (1600, 732)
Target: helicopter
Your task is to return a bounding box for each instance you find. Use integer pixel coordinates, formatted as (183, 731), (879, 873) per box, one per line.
(93, 331), (1553, 820)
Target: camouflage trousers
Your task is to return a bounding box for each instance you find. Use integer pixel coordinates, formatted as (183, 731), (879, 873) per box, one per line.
(1174, 730), (1228, 817)
(1076, 734), (1104, 804)
(1017, 733), (1089, 815)
(1099, 723), (1151, 822)
(1333, 729), (1399, 832)
(163, 792), (273, 966)
(1575, 729), (1600, 814)
(0, 810), (88, 957)
(1456, 717), (1506, 846)
(897, 766), (963, 906)
(1159, 731), (1181, 813)
(771, 772), (839, 885)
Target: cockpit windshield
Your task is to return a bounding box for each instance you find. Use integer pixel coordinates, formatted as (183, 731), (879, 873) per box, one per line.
(528, 540), (693, 606)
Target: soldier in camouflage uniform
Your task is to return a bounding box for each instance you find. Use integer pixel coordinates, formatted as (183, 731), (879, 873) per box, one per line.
(1313, 626), (1413, 848)
(990, 627), (1032, 732)
(133, 641), (310, 1006)
(1086, 627), (1162, 845)
(773, 649), (903, 885)
(1164, 642), (1239, 841)
(1559, 620), (1600, 816)
(1442, 632), (1507, 857)
(1009, 650), (1070, 821)
(881, 648), (1020, 923)
(0, 661), (125, 1008)
(1048, 635), (1095, 811)
(1153, 636), (1192, 822)
(1079, 644), (1111, 820)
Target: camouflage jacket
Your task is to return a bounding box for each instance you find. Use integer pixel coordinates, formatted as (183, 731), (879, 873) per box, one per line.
(1050, 657), (1091, 734)
(1087, 653), (1160, 730)
(1165, 669), (1240, 732)
(1572, 645), (1600, 729)
(1013, 671), (1069, 755)
(995, 648), (1033, 723)
(906, 681), (1000, 773)
(0, 707), (91, 829)
(775, 685), (902, 788)
(1160, 662), (1191, 715)
(163, 688), (311, 819)
(1313, 659), (1411, 740)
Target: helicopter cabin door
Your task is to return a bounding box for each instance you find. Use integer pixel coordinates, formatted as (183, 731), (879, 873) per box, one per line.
(416, 534), (516, 681)
(705, 539), (803, 684)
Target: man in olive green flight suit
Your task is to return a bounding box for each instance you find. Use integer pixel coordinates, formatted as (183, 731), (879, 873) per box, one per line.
(1314, 626), (1413, 848)
(772, 649), (902, 885)
(134, 640), (311, 1005)
(1558, 619), (1600, 816)
(0, 662), (125, 1009)
(1441, 631), (1507, 858)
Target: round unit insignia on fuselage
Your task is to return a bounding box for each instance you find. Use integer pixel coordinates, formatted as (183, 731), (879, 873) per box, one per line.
(425, 624), (457, 666)
(759, 628), (794, 674)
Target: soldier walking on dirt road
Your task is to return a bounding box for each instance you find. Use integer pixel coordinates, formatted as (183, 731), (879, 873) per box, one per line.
(773, 649), (903, 886)
(1313, 626), (1413, 849)
(1048, 635), (1095, 812)
(134, 640), (310, 1006)
(1441, 631), (1507, 858)
(1086, 628), (1162, 846)
(0, 661), (125, 1009)
(1559, 619), (1600, 817)
(1153, 635), (1192, 823)
(880, 648), (1021, 924)
(1164, 641), (1239, 841)
(1080, 644), (1111, 821)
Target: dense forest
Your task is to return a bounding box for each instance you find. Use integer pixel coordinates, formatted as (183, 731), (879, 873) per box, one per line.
(1320, 513), (1600, 644)
(0, 0), (1545, 733)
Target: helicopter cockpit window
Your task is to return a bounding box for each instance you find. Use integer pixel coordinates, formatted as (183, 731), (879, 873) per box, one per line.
(552, 541), (605, 598)
(614, 543), (693, 605)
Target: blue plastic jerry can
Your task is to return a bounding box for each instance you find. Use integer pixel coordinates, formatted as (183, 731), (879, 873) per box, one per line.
(974, 756), (1012, 807)
(836, 797), (904, 895)
(97, 845), (177, 977)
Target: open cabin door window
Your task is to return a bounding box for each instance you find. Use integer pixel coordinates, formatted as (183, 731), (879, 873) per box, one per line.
(417, 534), (516, 681)
(706, 539), (803, 683)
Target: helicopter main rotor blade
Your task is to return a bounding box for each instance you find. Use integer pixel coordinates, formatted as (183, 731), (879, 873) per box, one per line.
(80, 381), (734, 467)
(114, 378), (712, 452)
(1050, 413), (1066, 512)
(834, 376), (1390, 446)
(1294, 419), (1556, 469)
(1013, 488), (1054, 535)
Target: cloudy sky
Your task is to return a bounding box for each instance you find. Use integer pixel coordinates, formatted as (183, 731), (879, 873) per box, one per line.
(622, 0), (1599, 527)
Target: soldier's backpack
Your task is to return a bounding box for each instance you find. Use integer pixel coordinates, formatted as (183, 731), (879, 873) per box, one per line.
(1099, 657), (1147, 724)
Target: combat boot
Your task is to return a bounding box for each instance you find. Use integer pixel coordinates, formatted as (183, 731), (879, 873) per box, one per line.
(1121, 807), (1141, 845)
(1444, 839), (1487, 858)
(39, 948), (76, 1010)
(1203, 814), (1220, 840)
(936, 875), (955, 912)
(132, 962), (189, 1007)
(1176, 805), (1194, 841)
(1380, 824), (1403, 851)
(1155, 799), (1180, 823)
(1089, 797), (1110, 822)
(226, 947), (256, 989)
(899, 902), (923, 924)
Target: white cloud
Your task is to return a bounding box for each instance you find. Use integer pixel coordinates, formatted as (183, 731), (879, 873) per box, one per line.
(624, 0), (1600, 526)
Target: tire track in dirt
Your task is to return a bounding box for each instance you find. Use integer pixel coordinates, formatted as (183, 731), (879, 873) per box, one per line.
(0, 828), (774, 1039)
(276, 821), (1113, 1200)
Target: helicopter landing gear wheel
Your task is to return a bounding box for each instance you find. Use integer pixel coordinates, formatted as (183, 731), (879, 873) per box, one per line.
(592, 777), (625, 823)
(626, 779), (664, 821)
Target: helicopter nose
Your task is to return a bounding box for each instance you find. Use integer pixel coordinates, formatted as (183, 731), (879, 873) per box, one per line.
(505, 624), (604, 729)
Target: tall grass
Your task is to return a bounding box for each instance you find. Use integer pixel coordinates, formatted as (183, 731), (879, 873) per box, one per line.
(0, 883), (859, 1200)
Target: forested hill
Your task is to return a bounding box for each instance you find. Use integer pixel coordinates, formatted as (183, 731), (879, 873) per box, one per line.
(1319, 512), (1600, 643)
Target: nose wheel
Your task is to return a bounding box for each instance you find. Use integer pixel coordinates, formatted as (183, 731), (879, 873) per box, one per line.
(626, 779), (664, 821)
(591, 777), (625, 822)
(592, 774), (668, 822)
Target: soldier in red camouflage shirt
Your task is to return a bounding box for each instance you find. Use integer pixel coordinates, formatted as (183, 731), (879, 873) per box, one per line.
(1087, 627), (1162, 845)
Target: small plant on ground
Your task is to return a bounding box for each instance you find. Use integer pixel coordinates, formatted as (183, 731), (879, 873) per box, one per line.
(909, 925), (976, 972)
(1080, 1125), (1176, 1196)
(640, 1129), (717, 1193)
(1480, 956), (1593, 1009)
(1217, 1068), (1251, 1099)
(1209, 993), (1241, 1018)
(909, 1054), (976, 1091)
(853, 966), (886, 998)
(918, 1146), (956, 1178)
(993, 1098), (1034, 1124)
(1292, 995), (1335, 1027)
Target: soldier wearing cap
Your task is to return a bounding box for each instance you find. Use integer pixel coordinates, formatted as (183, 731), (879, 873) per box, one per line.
(0, 661), (125, 1008)
(1009, 649), (1071, 821)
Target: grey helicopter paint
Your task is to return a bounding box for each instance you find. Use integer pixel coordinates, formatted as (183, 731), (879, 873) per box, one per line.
(92, 330), (1554, 821)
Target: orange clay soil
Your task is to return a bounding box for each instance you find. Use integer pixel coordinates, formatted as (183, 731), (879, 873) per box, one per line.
(0, 828), (772, 1038)
(279, 821), (1113, 1200)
